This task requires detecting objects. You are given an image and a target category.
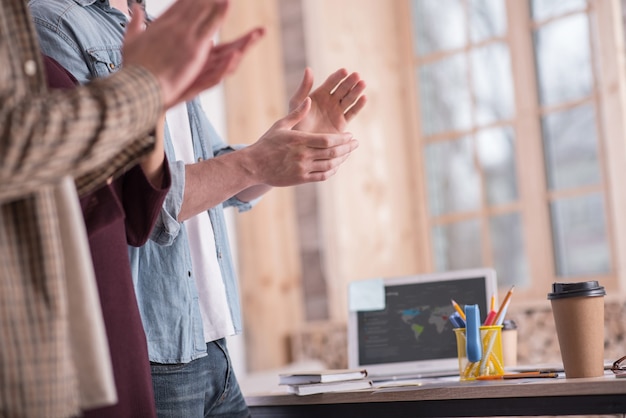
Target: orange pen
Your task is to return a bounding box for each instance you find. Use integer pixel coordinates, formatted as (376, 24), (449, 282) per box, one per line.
(476, 371), (559, 380)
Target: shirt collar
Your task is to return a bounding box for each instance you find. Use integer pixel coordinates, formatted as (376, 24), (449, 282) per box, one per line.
(73, 0), (108, 7)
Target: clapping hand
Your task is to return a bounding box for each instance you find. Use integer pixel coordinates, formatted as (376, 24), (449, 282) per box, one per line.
(289, 68), (367, 133)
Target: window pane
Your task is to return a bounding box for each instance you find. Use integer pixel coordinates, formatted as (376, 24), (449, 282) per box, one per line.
(419, 54), (472, 135)
(433, 220), (483, 271)
(550, 194), (611, 276)
(476, 126), (518, 206)
(471, 42), (515, 126)
(470, 0), (507, 43)
(534, 13), (592, 106)
(531, 0), (587, 21)
(425, 136), (481, 216)
(411, 0), (466, 56)
(542, 104), (601, 190)
(490, 212), (529, 288)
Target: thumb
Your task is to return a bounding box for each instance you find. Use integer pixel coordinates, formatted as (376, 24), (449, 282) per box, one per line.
(279, 96), (311, 129)
(288, 68), (313, 112)
(125, 4), (146, 43)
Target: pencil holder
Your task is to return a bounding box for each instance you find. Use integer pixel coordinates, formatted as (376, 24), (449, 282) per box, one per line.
(454, 325), (504, 381)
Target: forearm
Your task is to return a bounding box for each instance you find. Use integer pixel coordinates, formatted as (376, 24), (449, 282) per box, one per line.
(0, 66), (162, 202)
(178, 149), (271, 222)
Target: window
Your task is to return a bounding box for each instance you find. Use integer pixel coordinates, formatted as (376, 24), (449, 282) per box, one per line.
(409, 0), (622, 295)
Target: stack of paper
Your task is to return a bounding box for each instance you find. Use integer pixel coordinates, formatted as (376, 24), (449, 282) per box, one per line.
(278, 369), (372, 396)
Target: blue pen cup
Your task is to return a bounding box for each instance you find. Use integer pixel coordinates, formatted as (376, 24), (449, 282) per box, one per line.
(454, 325), (504, 381)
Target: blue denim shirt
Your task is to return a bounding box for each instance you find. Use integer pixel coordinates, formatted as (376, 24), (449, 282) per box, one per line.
(30, 0), (255, 363)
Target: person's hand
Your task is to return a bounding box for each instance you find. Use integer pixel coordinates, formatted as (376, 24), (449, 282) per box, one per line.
(243, 98), (359, 186)
(288, 68), (367, 133)
(176, 27), (266, 101)
(122, 0), (229, 109)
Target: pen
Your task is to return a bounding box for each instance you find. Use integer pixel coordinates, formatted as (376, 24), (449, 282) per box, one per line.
(451, 299), (466, 321)
(475, 371), (559, 380)
(494, 285), (515, 326)
(448, 311), (466, 328)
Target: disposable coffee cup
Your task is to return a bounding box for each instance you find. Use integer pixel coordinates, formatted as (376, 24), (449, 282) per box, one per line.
(547, 281), (606, 378)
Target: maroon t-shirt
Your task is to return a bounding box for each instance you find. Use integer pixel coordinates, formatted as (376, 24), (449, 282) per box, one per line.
(44, 55), (169, 418)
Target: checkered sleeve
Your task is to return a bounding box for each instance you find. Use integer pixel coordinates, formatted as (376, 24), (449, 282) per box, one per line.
(0, 65), (163, 202)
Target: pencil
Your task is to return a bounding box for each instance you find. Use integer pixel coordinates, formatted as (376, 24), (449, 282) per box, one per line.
(494, 286), (515, 326)
(451, 299), (466, 321)
(490, 293), (496, 312)
(476, 371), (559, 380)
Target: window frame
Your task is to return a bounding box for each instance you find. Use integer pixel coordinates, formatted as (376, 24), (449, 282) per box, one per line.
(403, 0), (626, 301)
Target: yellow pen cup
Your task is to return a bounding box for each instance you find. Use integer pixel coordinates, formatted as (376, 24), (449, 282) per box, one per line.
(454, 325), (504, 381)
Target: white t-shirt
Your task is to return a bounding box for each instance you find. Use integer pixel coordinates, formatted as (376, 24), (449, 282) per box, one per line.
(166, 103), (235, 342)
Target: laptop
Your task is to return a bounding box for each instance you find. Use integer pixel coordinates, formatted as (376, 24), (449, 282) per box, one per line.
(347, 268), (497, 381)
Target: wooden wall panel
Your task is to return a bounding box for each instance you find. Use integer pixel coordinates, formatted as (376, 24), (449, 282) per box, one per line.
(222, 0), (426, 371)
(300, 0), (424, 322)
(221, 0), (304, 372)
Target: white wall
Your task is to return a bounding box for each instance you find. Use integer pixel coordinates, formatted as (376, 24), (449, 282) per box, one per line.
(145, 0), (247, 378)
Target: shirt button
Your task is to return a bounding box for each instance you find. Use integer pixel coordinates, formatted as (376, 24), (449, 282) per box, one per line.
(109, 63), (116, 70)
(197, 157), (203, 162)
(24, 60), (37, 76)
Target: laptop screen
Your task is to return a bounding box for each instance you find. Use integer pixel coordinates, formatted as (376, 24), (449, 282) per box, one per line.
(348, 269), (497, 380)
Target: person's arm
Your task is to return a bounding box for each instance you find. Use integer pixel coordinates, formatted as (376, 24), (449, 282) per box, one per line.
(175, 68), (367, 221)
(1, 0), (234, 202)
(177, 98), (358, 221)
(0, 63), (162, 202)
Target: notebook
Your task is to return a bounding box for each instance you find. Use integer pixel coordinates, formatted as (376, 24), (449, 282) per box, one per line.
(347, 268), (497, 381)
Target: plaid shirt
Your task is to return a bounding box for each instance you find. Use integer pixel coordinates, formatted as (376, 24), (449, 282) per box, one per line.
(0, 1), (163, 416)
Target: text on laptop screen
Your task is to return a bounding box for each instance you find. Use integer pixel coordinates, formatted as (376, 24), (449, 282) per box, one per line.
(357, 276), (488, 366)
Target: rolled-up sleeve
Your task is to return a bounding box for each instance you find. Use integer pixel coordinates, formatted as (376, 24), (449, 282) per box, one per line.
(149, 159), (186, 245)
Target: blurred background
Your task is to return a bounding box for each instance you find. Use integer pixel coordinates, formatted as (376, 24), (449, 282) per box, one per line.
(148, 0), (626, 391)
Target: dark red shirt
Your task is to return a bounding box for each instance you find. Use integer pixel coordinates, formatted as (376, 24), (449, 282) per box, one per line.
(44, 55), (169, 418)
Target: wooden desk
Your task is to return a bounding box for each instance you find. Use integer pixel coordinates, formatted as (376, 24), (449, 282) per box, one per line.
(246, 375), (626, 417)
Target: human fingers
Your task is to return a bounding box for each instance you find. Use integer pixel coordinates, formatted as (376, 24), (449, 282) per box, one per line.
(209, 27), (265, 76)
(310, 138), (359, 160)
(332, 72), (363, 104)
(125, 4), (146, 42)
(212, 27), (265, 56)
(307, 153), (352, 182)
(187, 0), (230, 40)
(273, 97), (312, 130)
(319, 68), (349, 94)
(339, 79), (367, 111)
(300, 131), (355, 149)
(176, 48), (233, 97)
(123, 0), (229, 108)
(288, 68), (314, 112)
(344, 95), (368, 122)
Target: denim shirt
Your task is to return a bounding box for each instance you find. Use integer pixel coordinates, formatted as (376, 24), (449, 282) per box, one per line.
(30, 0), (255, 363)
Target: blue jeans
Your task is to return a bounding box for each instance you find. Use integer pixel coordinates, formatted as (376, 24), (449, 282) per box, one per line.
(150, 339), (250, 418)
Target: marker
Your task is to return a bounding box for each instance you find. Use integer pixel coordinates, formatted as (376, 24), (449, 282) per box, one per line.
(448, 311), (466, 329)
(483, 293), (497, 325)
(483, 309), (497, 326)
(465, 304), (482, 363)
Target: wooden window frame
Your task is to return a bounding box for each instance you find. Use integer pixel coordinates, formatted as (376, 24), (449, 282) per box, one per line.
(404, 0), (626, 302)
